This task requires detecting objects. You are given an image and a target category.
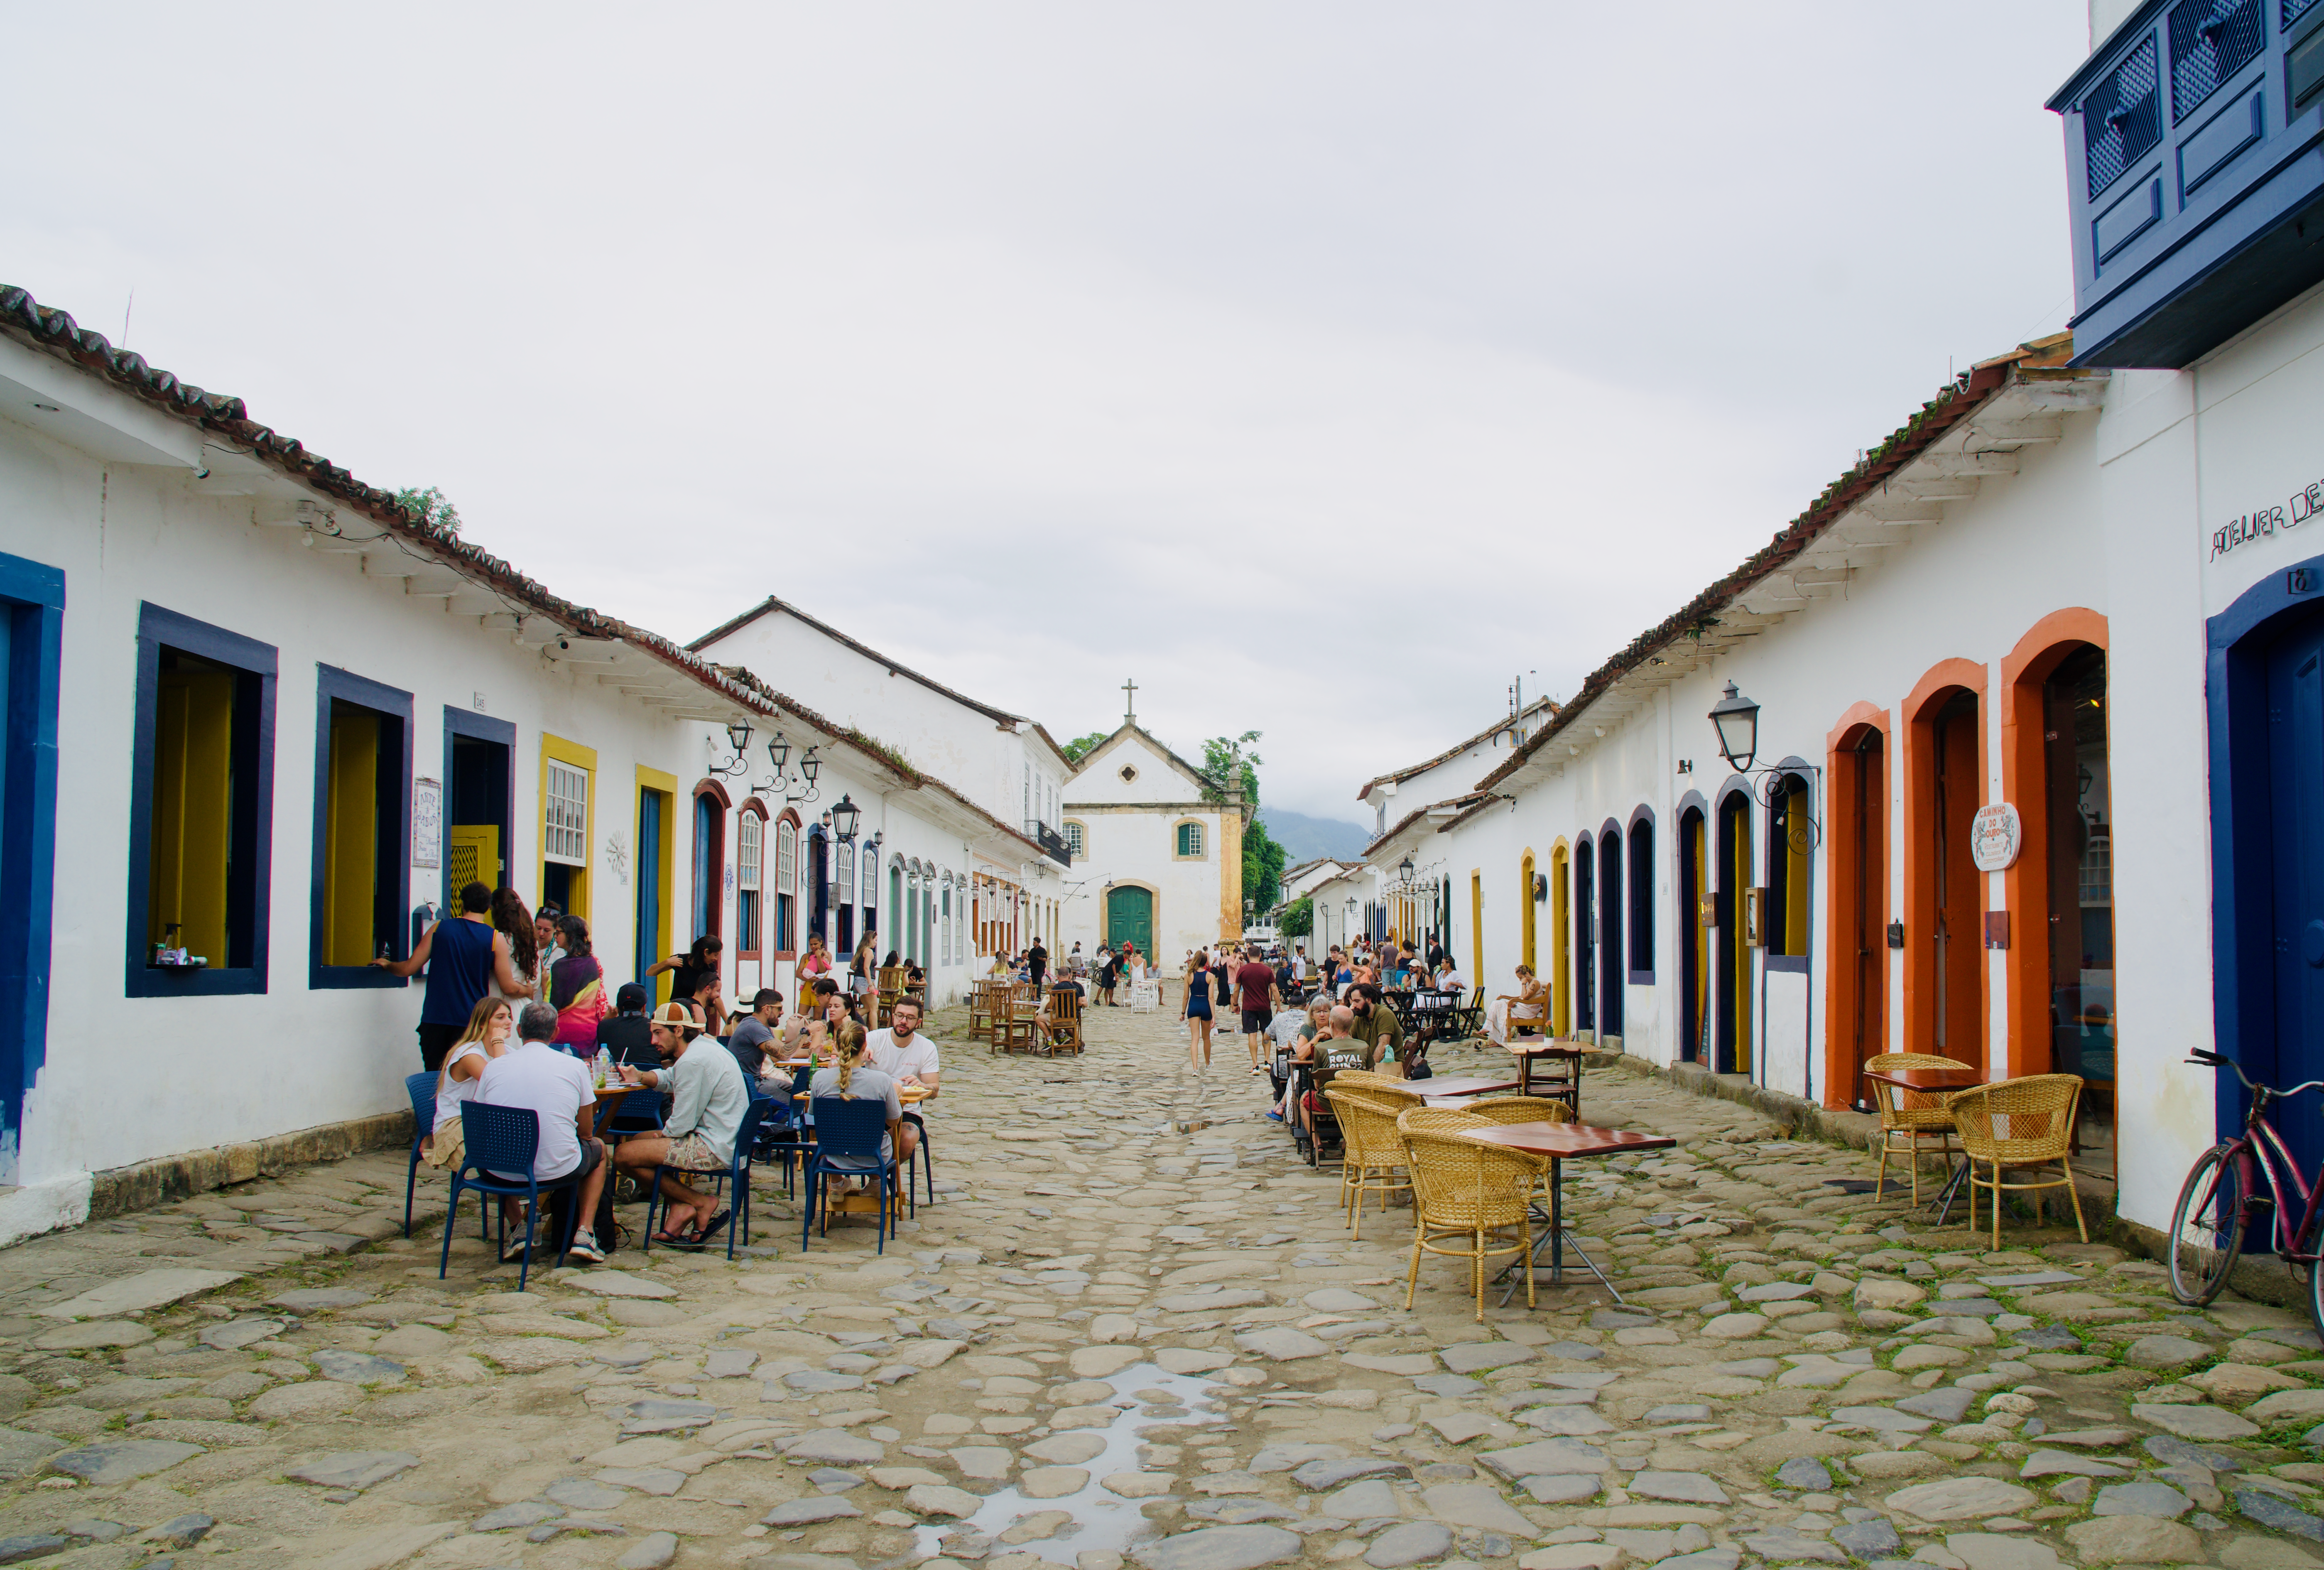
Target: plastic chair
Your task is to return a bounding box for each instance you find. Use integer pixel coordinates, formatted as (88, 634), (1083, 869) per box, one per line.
(601, 1086), (667, 1144)
(1866, 1052), (1969, 1203)
(902, 1112), (936, 1207)
(403, 1071), (438, 1238)
(438, 1102), (582, 1292)
(643, 1095), (772, 1260)
(803, 1097), (900, 1254)
(1947, 1074), (2089, 1249)
(754, 1090), (807, 1198)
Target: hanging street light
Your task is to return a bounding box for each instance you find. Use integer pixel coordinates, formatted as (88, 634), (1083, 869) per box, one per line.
(831, 794), (861, 843)
(1708, 681), (1761, 773)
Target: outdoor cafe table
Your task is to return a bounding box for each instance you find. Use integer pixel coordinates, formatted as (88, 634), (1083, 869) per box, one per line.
(1505, 1037), (1601, 1114)
(1859, 1063), (1985, 1223)
(1415, 1074), (1522, 1104)
(1459, 1121), (1677, 1305)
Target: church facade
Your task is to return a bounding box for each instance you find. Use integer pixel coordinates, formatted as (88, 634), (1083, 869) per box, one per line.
(1062, 718), (1243, 976)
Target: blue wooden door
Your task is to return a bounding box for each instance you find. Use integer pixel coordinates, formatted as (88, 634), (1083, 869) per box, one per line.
(635, 789), (662, 987)
(2269, 617), (2324, 1183)
(1574, 840), (1595, 1031)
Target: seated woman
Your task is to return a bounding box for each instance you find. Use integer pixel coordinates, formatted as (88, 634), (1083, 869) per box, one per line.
(1488, 964), (1550, 1043)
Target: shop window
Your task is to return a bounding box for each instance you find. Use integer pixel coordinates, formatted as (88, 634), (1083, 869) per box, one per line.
(1176, 821), (1205, 858)
(311, 667), (413, 988)
(541, 736), (596, 919)
(736, 809), (763, 958)
(129, 606), (277, 996)
(776, 816), (799, 956)
(1766, 774), (1814, 968)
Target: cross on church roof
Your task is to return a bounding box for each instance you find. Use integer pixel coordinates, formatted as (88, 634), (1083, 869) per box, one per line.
(1122, 677), (1137, 725)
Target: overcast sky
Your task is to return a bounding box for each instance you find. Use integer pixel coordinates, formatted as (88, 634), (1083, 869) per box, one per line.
(3, 2), (2091, 824)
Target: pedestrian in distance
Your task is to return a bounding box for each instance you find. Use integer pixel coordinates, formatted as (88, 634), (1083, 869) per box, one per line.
(1181, 947), (1216, 1071)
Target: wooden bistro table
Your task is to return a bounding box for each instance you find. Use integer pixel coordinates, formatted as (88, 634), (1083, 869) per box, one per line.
(1505, 1037), (1599, 1116)
(1460, 1121), (1677, 1305)
(1416, 1074), (1522, 1105)
(1859, 1063), (1984, 1224)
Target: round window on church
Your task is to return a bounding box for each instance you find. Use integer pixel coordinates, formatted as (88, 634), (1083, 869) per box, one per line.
(1119, 764), (1138, 782)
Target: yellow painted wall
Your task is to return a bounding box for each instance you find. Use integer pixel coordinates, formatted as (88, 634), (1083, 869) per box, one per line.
(148, 663), (234, 959)
(1218, 807), (1243, 942)
(322, 706), (379, 965)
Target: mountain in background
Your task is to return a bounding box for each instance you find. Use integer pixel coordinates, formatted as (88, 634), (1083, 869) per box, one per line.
(1258, 806), (1372, 864)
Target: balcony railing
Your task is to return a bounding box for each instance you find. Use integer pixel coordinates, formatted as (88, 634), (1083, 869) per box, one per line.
(1027, 820), (1071, 866)
(2049, 0), (2324, 367)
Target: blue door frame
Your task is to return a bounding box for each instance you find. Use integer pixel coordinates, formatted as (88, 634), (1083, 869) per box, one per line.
(0, 554), (61, 1185)
(2208, 554), (2324, 1157)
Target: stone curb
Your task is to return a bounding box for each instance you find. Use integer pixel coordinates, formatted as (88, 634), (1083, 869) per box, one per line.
(88, 1108), (415, 1220)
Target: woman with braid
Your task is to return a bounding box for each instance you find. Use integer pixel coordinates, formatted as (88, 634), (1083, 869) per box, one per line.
(809, 1020), (904, 1171)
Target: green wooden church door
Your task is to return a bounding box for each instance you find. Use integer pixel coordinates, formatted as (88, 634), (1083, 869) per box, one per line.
(1105, 885), (1153, 957)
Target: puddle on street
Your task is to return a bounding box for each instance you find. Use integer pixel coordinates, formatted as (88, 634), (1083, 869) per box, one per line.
(912, 1361), (1226, 1565)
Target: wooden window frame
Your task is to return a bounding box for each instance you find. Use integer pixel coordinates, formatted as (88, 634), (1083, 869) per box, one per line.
(310, 665), (414, 989)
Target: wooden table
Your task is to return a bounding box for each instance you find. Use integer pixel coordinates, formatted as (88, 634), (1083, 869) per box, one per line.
(1860, 1064), (1984, 1221)
(1416, 1074), (1522, 1102)
(1461, 1121), (1677, 1302)
(1505, 1038), (1601, 1114)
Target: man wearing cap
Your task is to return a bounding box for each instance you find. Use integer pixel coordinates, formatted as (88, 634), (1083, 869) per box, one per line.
(614, 1002), (751, 1246)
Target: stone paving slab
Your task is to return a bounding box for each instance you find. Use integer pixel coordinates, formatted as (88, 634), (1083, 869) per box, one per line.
(0, 1005), (2299, 1569)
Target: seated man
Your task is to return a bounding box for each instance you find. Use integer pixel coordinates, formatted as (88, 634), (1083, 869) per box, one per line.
(726, 988), (784, 1079)
(865, 998), (937, 1168)
(476, 1002), (610, 1265)
(1349, 983), (1409, 1076)
(613, 1001), (751, 1247)
(594, 983), (657, 1067)
(1289, 1006), (1367, 1140)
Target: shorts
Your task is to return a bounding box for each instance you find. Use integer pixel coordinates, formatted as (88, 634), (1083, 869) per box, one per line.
(417, 1022), (463, 1071)
(1241, 1008), (1272, 1035)
(1186, 996), (1212, 1020)
(662, 1132), (727, 1172)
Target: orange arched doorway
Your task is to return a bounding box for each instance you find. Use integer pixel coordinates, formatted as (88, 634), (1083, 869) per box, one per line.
(1901, 660), (1987, 1068)
(1824, 703), (1889, 1107)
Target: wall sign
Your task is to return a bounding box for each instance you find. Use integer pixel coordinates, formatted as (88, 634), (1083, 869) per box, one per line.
(1970, 802), (2022, 872)
(2211, 474), (2324, 559)
(412, 778), (441, 870)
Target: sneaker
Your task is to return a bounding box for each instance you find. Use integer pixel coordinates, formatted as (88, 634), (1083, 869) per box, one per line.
(499, 1236), (531, 1265)
(567, 1230), (605, 1265)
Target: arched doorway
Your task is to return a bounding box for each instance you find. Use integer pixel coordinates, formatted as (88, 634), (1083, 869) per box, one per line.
(1519, 849), (1537, 974)
(1598, 825), (1625, 1038)
(1677, 799), (1709, 1063)
(1905, 666), (1986, 1066)
(1825, 711), (1888, 1107)
(1716, 788), (1753, 1075)
(1106, 885), (1155, 959)
(1574, 837), (1596, 1035)
(1549, 842), (1571, 1036)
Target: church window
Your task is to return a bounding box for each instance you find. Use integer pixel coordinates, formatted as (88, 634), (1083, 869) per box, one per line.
(1120, 764), (1138, 783)
(1064, 820), (1086, 858)
(1176, 821), (1205, 858)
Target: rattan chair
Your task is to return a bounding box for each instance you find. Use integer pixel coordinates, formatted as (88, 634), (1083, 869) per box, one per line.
(1946, 1074), (2088, 1248)
(1400, 1126), (1539, 1320)
(1324, 1088), (1412, 1239)
(1866, 1052), (1969, 1204)
(1331, 1070), (1423, 1107)
(1462, 1096), (1575, 1127)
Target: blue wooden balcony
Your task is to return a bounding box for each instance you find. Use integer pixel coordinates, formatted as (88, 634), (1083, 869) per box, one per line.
(2049, 0), (2324, 367)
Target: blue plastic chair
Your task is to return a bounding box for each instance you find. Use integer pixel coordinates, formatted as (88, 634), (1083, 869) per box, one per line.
(803, 1097), (899, 1254)
(643, 1095), (772, 1260)
(438, 1102), (583, 1292)
(753, 1090), (807, 1198)
(403, 1071), (438, 1238)
(601, 1086), (667, 1144)
(902, 1114), (936, 1209)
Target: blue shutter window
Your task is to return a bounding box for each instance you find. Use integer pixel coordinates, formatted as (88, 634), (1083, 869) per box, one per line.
(2086, 35), (2163, 197)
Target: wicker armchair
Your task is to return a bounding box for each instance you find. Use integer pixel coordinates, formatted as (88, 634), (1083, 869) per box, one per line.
(1946, 1074), (2088, 1248)
(1396, 1106), (1489, 1138)
(1866, 1052), (1969, 1204)
(1325, 1088), (1412, 1239)
(1462, 1096), (1575, 1127)
(1400, 1127), (1540, 1320)
(1331, 1070), (1423, 1107)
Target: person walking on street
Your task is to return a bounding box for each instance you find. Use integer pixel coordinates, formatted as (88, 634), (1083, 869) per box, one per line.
(1181, 947), (1216, 1071)
(377, 880), (534, 1068)
(1097, 944), (1120, 1006)
(1234, 944), (1277, 1077)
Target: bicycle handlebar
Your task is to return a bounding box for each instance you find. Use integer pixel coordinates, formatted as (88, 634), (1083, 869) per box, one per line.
(2188, 1047), (2324, 1101)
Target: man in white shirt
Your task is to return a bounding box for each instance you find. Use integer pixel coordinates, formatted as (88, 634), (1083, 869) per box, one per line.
(614, 1002), (751, 1247)
(866, 998), (938, 1167)
(475, 1003), (608, 1264)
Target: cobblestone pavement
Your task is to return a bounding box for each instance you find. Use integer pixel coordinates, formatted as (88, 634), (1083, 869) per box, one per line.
(0, 1002), (2316, 1570)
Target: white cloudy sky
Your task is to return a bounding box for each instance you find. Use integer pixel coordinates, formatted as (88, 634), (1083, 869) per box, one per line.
(2, 2), (2090, 824)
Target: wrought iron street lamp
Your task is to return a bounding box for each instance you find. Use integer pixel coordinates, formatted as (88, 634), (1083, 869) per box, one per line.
(831, 794), (861, 843)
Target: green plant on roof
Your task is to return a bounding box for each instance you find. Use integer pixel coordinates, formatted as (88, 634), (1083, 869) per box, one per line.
(393, 485), (463, 536)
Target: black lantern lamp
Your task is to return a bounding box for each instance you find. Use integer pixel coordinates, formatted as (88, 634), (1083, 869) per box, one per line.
(801, 749), (821, 786)
(766, 731), (792, 773)
(831, 794), (861, 843)
(1709, 682), (1760, 773)
(1397, 854), (1415, 890)
(709, 717), (756, 779)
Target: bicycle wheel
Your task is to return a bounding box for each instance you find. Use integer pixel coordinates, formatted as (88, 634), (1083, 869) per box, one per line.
(2167, 1143), (2248, 1306)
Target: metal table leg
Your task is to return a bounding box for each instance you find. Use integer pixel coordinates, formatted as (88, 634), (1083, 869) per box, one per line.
(1496, 1155), (1630, 1308)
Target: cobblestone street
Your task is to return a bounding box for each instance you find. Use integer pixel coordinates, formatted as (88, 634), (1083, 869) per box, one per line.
(0, 1003), (2310, 1570)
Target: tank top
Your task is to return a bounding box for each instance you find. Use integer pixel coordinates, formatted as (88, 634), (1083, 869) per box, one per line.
(421, 917), (498, 1025)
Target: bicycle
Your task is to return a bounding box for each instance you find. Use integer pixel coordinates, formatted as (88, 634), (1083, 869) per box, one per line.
(2167, 1047), (2324, 1332)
